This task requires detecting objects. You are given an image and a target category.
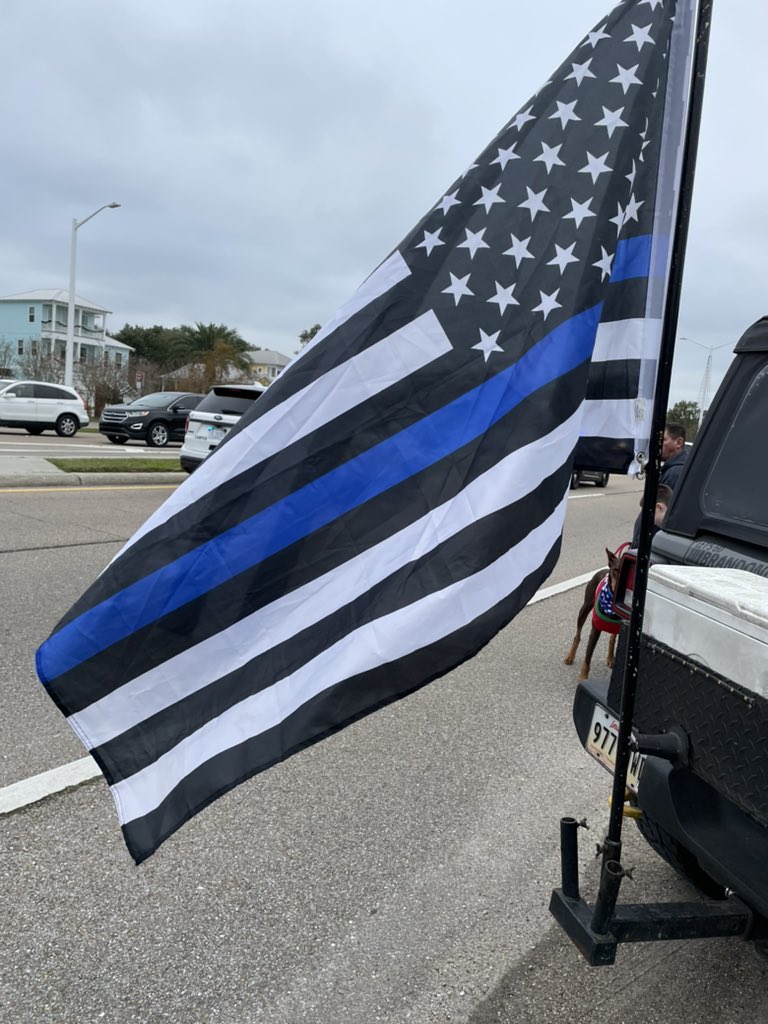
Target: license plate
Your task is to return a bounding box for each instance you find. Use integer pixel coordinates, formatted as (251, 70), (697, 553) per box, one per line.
(206, 427), (225, 441)
(586, 705), (645, 792)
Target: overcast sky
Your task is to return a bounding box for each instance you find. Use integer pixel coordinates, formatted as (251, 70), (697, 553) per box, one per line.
(2, 0), (763, 407)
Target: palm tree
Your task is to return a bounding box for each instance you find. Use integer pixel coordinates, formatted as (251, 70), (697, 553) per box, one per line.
(171, 323), (252, 387)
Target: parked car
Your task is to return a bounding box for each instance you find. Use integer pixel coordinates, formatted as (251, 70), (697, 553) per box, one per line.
(0, 380), (89, 436)
(99, 392), (204, 447)
(570, 468), (610, 489)
(180, 383), (266, 473)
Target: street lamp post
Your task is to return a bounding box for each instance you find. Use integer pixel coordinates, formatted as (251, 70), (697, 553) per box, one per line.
(65, 202), (121, 387)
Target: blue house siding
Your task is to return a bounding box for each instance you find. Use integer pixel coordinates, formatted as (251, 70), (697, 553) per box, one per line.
(0, 292), (133, 376)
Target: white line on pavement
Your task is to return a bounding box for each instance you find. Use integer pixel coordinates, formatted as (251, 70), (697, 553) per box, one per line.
(0, 568), (602, 815)
(0, 756), (101, 814)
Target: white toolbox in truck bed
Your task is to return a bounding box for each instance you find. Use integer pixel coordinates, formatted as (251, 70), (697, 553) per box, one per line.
(643, 565), (768, 698)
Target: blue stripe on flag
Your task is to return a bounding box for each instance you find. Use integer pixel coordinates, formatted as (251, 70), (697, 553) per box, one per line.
(38, 304), (602, 684)
(610, 233), (670, 283)
(611, 235), (651, 282)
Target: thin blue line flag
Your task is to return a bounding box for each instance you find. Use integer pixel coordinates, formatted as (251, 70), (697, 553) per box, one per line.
(37, 0), (699, 863)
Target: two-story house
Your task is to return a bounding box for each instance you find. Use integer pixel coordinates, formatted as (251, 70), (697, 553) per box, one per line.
(0, 289), (133, 377)
(244, 347), (290, 381)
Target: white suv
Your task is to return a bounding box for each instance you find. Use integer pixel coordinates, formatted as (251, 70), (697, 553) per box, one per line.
(0, 380), (90, 436)
(180, 383), (266, 473)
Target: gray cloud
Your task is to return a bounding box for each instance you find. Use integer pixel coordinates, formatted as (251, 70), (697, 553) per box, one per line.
(1, 0), (763, 404)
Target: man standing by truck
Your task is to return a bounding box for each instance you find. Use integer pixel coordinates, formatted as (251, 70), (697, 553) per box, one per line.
(631, 423), (689, 548)
(659, 422), (689, 490)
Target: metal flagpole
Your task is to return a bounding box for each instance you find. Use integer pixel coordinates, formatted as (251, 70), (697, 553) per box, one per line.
(591, 0), (715, 929)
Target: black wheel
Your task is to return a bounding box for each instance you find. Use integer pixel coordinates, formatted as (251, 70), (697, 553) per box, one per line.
(146, 421), (170, 447)
(26, 427), (45, 435)
(596, 472), (609, 488)
(55, 414), (79, 437)
(635, 815), (726, 899)
(569, 471), (580, 490)
(107, 435), (129, 445)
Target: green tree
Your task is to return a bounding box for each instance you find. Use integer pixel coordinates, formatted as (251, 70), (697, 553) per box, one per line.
(170, 323), (252, 391)
(667, 400), (701, 440)
(296, 323), (321, 353)
(109, 324), (180, 366)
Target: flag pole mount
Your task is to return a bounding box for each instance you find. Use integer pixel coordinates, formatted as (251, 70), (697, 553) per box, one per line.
(549, 823), (754, 966)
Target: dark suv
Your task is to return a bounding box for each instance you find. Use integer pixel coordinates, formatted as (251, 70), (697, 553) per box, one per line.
(573, 316), (768, 921)
(99, 391), (204, 447)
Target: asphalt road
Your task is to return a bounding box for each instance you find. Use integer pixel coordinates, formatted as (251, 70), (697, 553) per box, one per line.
(0, 427), (181, 460)
(2, 477), (767, 1023)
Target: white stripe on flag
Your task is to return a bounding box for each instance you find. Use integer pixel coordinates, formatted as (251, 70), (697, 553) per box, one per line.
(119, 302), (446, 557)
(580, 398), (648, 439)
(71, 409), (582, 749)
(591, 317), (661, 364)
(110, 494), (568, 826)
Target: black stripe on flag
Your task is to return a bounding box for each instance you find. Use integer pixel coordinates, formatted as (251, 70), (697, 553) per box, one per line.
(121, 537), (563, 864)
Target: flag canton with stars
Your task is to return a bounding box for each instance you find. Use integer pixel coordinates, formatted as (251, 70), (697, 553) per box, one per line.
(388, 0), (671, 394)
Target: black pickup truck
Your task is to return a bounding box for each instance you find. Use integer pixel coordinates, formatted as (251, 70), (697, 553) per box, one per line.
(573, 316), (768, 919)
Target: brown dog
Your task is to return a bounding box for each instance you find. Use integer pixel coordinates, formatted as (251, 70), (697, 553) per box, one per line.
(564, 548), (623, 681)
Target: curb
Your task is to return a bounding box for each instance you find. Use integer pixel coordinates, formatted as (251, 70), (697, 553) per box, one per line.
(0, 472), (185, 489)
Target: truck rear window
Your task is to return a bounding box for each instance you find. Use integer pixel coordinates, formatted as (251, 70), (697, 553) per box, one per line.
(702, 363), (768, 533)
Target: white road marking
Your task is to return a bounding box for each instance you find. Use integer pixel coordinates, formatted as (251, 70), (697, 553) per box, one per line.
(0, 756), (101, 813)
(1, 568), (602, 815)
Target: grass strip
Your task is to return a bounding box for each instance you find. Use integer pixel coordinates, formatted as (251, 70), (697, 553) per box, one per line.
(47, 458), (183, 473)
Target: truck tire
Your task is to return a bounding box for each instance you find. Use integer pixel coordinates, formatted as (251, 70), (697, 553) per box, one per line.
(635, 815), (726, 899)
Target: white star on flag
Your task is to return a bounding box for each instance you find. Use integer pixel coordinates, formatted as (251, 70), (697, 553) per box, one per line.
(509, 106), (535, 131)
(593, 246), (614, 282)
(595, 106), (628, 137)
(436, 190), (461, 215)
(583, 24), (610, 48)
(550, 100), (581, 129)
(565, 59), (596, 86)
(623, 194), (644, 223)
(609, 202), (626, 234)
(416, 229), (444, 255)
(534, 142), (566, 174)
(563, 198), (596, 229)
(491, 143), (520, 170)
(532, 289), (562, 320)
(579, 151), (612, 183)
(611, 63), (642, 93)
(441, 273), (474, 306)
(474, 185), (506, 213)
(502, 233), (534, 268)
(486, 282), (519, 314)
(457, 227), (490, 259)
(472, 328), (503, 362)
(625, 24), (655, 50)
(518, 187), (549, 221)
(547, 243), (579, 275)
